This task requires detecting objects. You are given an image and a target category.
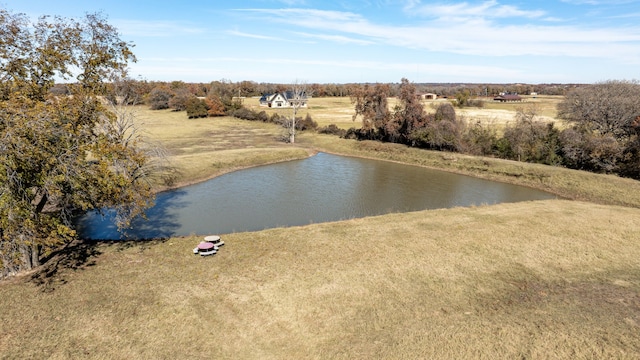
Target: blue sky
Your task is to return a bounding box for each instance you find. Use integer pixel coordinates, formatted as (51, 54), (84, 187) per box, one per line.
(5, 0), (640, 84)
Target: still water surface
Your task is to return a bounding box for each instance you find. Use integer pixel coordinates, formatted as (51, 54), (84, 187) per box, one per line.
(77, 152), (556, 239)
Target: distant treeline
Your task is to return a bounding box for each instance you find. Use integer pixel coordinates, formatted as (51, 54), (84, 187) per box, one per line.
(51, 78), (580, 103)
(340, 79), (640, 180)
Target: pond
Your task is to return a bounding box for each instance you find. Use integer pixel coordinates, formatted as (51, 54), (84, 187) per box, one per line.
(76, 152), (557, 239)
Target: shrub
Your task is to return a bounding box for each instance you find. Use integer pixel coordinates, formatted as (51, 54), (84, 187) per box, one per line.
(296, 114), (318, 131)
(343, 127), (379, 140)
(434, 102), (456, 122)
(256, 111), (269, 122)
(270, 113), (286, 125)
(463, 121), (499, 156)
(620, 137), (640, 178)
(148, 86), (174, 110)
(502, 121), (561, 165)
(318, 124), (347, 137)
(620, 119), (640, 178)
(559, 128), (623, 173)
(467, 99), (485, 108)
(411, 118), (465, 152)
(410, 104), (466, 152)
(169, 88), (195, 111)
(232, 107), (259, 121)
(205, 94), (226, 116)
(454, 90), (471, 107)
(185, 98), (208, 119)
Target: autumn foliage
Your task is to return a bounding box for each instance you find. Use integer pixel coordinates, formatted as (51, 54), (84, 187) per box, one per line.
(0, 8), (154, 277)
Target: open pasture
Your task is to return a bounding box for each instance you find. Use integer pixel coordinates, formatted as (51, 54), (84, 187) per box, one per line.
(2, 200), (640, 359)
(3, 98), (640, 359)
(459, 95), (562, 125)
(130, 106), (311, 190)
(243, 96), (358, 129)
(243, 95), (563, 130)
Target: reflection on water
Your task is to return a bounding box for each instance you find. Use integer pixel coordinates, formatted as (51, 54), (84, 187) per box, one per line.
(76, 152), (556, 239)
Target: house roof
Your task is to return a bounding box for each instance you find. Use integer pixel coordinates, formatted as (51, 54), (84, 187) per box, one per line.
(260, 91), (308, 102)
(494, 94), (522, 100)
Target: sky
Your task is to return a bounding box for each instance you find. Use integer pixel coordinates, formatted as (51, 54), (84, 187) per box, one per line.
(4, 0), (640, 84)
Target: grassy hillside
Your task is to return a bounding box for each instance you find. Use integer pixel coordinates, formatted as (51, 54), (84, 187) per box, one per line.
(2, 200), (639, 358)
(2, 101), (640, 359)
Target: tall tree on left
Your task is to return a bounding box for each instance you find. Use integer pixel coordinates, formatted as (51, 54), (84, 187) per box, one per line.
(0, 8), (154, 277)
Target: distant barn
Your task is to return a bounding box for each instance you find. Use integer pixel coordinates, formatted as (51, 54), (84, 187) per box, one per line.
(416, 93), (438, 100)
(493, 94), (522, 102)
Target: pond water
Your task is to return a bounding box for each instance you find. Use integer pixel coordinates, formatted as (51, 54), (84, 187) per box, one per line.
(76, 152), (556, 239)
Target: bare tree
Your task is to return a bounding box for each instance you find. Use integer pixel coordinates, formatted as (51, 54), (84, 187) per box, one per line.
(557, 79), (640, 176)
(558, 80), (640, 140)
(105, 74), (174, 189)
(287, 80), (311, 143)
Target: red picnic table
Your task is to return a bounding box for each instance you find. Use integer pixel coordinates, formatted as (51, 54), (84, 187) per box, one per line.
(194, 241), (216, 256)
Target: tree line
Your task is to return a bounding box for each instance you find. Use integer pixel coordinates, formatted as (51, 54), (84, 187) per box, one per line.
(50, 78), (581, 113)
(345, 78), (640, 180)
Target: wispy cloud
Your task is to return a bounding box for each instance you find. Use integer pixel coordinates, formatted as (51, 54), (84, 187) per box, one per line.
(277, 0), (309, 5)
(226, 29), (315, 44)
(293, 32), (375, 45)
(609, 11), (640, 18)
(237, 8), (363, 23)
(115, 19), (206, 37)
(140, 56), (396, 70)
(226, 30), (282, 41)
(560, 0), (638, 4)
(132, 56), (528, 80)
(414, 0), (546, 20)
(236, 7), (640, 62)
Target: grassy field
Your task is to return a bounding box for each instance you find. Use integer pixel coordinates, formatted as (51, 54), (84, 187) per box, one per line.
(458, 95), (562, 130)
(2, 200), (640, 359)
(132, 106), (312, 191)
(242, 95), (562, 130)
(2, 99), (640, 359)
(243, 96), (359, 129)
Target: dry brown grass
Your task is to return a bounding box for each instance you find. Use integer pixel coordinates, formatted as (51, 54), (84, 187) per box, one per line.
(132, 106), (311, 190)
(3, 101), (640, 359)
(243, 96), (359, 129)
(456, 95), (562, 131)
(480, 95), (562, 118)
(2, 200), (640, 359)
(243, 95), (562, 132)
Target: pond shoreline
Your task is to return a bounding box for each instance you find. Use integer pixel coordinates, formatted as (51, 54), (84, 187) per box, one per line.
(152, 133), (640, 209)
(152, 148), (318, 194)
(80, 152), (557, 240)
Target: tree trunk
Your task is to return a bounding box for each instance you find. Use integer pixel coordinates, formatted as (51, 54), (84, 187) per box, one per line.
(31, 243), (40, 268)
(18, 237), (40, 271)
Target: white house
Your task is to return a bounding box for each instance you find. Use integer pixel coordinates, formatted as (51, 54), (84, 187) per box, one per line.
(259, 91), (309, 108)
